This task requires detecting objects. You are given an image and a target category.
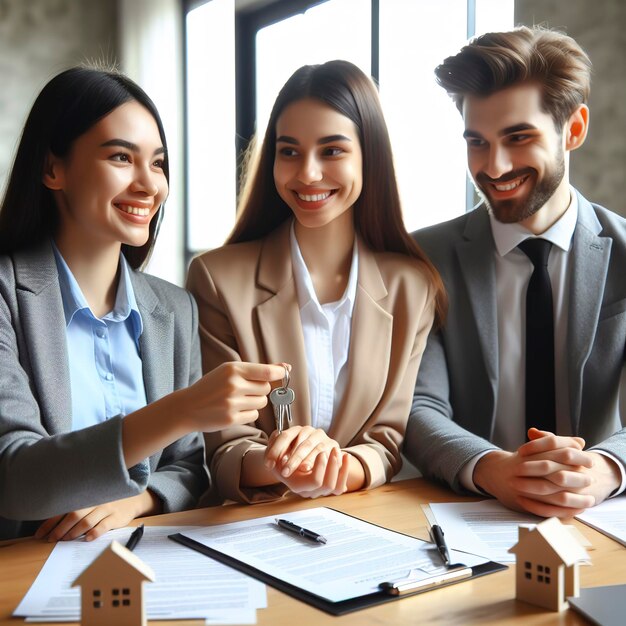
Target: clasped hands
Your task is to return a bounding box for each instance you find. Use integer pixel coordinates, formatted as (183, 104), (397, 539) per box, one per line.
(198, 362), (355, 497)
(474, 427), (622, 518)
(264, 426), (352, 498)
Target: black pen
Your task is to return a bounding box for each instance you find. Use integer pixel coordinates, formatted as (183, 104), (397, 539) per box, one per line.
(275, 518), (327, 544)
(125, 524), (144, 551)
(430, 524), (451, 566)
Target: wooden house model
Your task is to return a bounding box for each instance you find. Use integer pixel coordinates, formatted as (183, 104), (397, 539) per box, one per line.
(508, 517), (590, 612)
(72, 540), (155, 626)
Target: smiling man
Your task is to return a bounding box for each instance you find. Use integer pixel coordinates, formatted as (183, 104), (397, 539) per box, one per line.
(405, 26), (626, 518)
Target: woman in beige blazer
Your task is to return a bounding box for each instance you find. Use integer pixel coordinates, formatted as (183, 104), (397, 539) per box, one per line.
(187, 60), (446, 504)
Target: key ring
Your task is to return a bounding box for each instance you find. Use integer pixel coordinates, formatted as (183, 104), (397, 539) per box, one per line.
(282, 364), (290, 389)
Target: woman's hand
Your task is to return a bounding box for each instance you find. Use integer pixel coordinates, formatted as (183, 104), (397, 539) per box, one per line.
(265, 425), (340, 476)
(183, 362), (287, 432)
(264, 426), (354, 497)
(270, 447), (351, 498)
(34, 491), (160, 542)
(123, 362), (288, 469)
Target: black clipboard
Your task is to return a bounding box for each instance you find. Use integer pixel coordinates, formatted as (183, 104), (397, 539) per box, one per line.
(168, 509), (507, 616)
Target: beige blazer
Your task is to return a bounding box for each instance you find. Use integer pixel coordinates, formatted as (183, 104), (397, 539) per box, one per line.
(187, 220), (435, 503)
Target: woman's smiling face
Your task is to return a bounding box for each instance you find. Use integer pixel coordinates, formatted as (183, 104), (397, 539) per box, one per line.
(45, 100), (168, 251)
(273, 98), (363, 230)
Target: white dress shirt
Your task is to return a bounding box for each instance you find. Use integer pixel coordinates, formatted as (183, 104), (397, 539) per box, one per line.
(461, 190), (625, 493)
(290, 224), (358, 432)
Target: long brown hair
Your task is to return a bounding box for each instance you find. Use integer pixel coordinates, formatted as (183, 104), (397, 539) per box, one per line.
(229, 60), (446, 326)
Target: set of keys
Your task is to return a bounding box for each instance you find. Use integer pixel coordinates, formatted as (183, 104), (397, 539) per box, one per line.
(269, 366), (295, 434)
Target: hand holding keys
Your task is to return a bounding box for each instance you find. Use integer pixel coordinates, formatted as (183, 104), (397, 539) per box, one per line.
(270, 366), (295, 434)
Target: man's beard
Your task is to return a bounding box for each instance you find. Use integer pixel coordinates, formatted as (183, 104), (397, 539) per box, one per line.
(475, 147), (565, 224)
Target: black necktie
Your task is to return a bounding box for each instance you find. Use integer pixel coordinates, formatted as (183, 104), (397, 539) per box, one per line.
(518, 239), (556, 435)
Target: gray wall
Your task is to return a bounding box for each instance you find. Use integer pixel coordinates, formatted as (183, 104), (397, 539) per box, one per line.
(515, 0), (626, 217)
(0, 0), (118, 195)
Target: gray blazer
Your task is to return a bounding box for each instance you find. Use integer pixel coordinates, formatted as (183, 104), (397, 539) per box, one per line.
(404, 191), (626, 492)
(0, 242), (208, 539)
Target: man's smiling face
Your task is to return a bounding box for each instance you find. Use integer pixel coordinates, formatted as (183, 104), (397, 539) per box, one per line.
(462, 82), (568, 227)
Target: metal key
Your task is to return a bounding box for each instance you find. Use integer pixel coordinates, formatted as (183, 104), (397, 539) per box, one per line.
(269, 368), (295, 434)
(270, 387), (295, 433)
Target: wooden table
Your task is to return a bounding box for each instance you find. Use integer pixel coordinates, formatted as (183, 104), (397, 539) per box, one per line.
(1, 478), (624, 625)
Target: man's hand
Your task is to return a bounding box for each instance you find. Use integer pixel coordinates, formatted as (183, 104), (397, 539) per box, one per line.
(520, 428), (621, 506)
(473, 429), (593, 517)
(474, 429), (621, 517)
(35, 491), (160, 542)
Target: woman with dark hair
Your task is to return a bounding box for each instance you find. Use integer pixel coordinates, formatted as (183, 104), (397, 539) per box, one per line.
(0, 66), (285, 541)
(188, 60), (445, 503)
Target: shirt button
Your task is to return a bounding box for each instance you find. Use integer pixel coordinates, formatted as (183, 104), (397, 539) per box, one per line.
(96, 328), (106, 338)
(105, 373), (114, 381)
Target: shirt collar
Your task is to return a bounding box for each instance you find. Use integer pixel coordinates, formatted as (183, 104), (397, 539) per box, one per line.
(52, 243), (143, 338)
(489, 187), (579, 257)
(289, 221), (359, 314)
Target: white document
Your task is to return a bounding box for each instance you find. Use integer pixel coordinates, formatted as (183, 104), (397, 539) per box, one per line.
(15, 526), (265, 621)
(179, 507), (488, 603)
(429, 500), (540, 563)
(576, 496), (626, 547)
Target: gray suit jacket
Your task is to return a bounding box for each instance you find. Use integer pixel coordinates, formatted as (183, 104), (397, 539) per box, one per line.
(0, 242), (208, 539)
(404, 191), (626, 492)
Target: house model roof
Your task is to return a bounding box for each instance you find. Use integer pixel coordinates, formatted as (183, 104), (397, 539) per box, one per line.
(72, 540), (156, 587)
(508, 517), (590, 566)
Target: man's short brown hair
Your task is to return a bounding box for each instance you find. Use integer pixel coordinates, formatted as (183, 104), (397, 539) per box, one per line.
(435, 26), (592, 129)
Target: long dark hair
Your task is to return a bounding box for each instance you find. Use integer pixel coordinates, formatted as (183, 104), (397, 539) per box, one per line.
(0, 66), (169, 269)
(229, 60), (445, 325)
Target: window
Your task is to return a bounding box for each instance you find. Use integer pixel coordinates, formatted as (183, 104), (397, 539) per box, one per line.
(184, 0), (513, 255)
(525, 561), (554, 583)
(186, 0), (236, 254)
(256, 0), (371, 136)
(379, 0), (513, 230)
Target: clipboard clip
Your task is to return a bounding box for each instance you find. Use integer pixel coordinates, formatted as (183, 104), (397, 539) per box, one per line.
(378, 565), (473, 596)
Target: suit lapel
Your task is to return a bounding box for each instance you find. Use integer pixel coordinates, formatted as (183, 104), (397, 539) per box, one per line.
(329, 239), (392, 443)
(131, 272), (175, 404)
(455, 208), (499, 390)
(255, 222), (311, 426)
(567, 193), (611, 430)
(14, 243), (72, 434)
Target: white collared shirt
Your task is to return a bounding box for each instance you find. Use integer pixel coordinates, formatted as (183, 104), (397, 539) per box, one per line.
(461, 189), (626, 493)
(290, 224), (358, 432)
(490, 191), (578, 449)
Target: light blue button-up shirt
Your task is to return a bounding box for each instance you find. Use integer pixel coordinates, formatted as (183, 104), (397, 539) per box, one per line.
(53, 246), (147, 432)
